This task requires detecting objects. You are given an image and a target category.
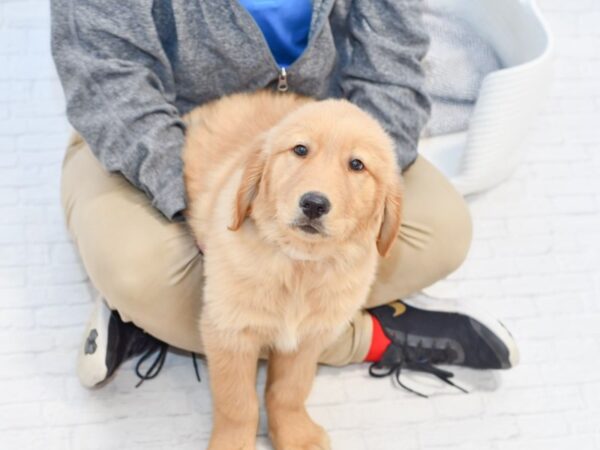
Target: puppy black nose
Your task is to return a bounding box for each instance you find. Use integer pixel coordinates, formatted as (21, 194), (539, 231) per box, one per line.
(299, 192), (331, 220)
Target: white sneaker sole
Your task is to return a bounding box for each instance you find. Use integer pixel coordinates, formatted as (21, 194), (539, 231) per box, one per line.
(76, 296), (112, 388)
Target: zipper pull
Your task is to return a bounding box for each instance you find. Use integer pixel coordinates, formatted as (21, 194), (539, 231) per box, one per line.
(277, 67), (288, 92)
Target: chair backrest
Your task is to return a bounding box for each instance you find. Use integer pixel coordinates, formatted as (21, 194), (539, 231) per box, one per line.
(430, 0), (550, 67)
(421, 0), (554, 195)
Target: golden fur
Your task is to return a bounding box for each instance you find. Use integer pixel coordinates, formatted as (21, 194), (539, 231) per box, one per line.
(183, 90), (403, 450)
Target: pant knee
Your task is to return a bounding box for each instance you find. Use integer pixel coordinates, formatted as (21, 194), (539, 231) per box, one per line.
(432, 194), (473, 277)
(74, 203), (204, 350)
(88, 237), (170, 321)
(93, 241), (204, 352)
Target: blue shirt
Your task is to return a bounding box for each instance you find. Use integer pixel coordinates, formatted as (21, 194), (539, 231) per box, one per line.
(239, 0), (312, 68)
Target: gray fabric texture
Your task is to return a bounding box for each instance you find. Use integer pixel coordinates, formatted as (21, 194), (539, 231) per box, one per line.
(421, 3), (501, 137)
(51, 0), (431, 220)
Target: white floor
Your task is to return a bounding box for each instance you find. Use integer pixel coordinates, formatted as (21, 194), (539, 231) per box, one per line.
(1, 0), (599, 449)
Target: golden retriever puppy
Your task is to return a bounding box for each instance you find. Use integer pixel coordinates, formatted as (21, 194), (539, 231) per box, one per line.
(183, 90), (402, 450)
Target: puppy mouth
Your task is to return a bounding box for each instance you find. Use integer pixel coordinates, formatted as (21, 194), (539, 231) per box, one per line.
(299, 224), (320, 234)
(291, 220), (327, 236)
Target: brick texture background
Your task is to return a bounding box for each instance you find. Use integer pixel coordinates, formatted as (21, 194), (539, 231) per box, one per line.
(1, 0), (599, 448)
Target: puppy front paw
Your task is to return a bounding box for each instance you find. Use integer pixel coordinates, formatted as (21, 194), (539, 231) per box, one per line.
(208, 423), (257, 450)
(269, 409), (331, 450)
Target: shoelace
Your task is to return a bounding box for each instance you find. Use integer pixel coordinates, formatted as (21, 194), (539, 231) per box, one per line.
(368, 339), (468, 398)
(134, 343), (202, 388)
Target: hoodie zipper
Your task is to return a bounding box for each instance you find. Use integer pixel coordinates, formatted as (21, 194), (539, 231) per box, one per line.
(231, 0), (332, 94)
(277, 67), (289, 92)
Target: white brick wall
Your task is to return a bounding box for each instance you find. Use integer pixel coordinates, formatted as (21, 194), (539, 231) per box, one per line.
(1, 0), (600, 449)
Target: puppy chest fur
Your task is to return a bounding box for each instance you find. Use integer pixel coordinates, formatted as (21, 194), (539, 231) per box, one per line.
(203, 243), (377, 353)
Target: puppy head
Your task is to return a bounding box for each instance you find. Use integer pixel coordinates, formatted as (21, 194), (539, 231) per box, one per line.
(231, 99), (402, 260)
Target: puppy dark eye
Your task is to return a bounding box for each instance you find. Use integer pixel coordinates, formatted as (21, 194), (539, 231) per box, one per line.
(293, 145), (309, 157)
(349, 159), (364, 171)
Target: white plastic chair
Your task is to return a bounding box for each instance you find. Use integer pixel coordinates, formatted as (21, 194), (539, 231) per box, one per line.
(418, 0), (554, 195)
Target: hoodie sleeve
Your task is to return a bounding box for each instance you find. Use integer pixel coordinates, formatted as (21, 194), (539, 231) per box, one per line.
(340, 0), (431, 171)
(51, 0), (186, 220)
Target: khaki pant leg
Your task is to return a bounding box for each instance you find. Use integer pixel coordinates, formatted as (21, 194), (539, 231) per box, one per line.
(319, 155), (473, 366)
(61, 134), (205, 353)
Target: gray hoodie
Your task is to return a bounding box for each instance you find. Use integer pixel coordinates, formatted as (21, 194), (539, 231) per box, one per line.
(51, 0), (430, 220)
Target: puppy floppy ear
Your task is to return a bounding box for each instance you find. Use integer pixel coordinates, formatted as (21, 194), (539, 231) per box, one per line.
(377, 176), (403, 257)
(229, 145), (267, 231)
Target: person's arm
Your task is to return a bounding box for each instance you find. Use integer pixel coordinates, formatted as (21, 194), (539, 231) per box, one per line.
(340, 0), (431, 171)
(51, 0), (186, 220)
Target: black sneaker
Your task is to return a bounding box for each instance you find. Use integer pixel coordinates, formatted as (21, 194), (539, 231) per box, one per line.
(77, 296), (169, 387)
(367, 293), (519, 397)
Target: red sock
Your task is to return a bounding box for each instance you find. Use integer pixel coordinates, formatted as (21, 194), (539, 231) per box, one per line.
(365, 314), (391, 362)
